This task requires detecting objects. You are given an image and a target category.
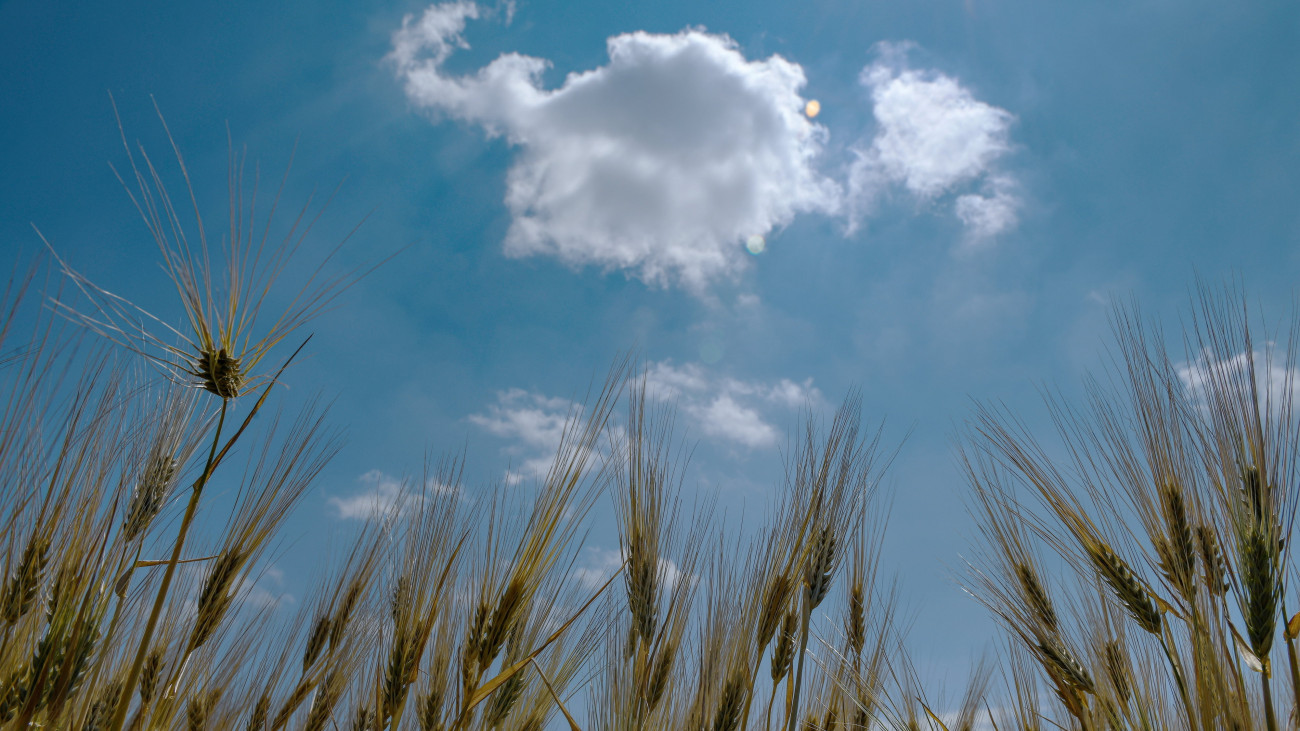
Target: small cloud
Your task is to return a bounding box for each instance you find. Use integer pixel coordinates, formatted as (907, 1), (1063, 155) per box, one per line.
(695, 393), (776, 448)
(236, 566), (293, 611)
(847, 43), (1020, 242)
(955, 175), (1020, 246)
(469, 389), (579, 481)
(469, 388), (574, 451)
(329, 469), (456, 520)
(643, 361), (822, 449)
(470, 365), (816, 476)
(1177, 347), (1300, 413)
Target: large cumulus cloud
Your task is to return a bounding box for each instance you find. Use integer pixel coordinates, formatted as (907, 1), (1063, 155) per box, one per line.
(390, 2), (841, 291)
(391, 8), (1024, 290)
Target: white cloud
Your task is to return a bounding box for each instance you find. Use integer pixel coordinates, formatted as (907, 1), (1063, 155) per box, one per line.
(236, 566), (292, 611)
(695, 393), (776, 448)
(470, 389), (580, 481)
(330, 469), (456, 520)
(390, 3), (841, 292)
(643, 361), (821, 449)
(468, 365), (816, 473)
(1177, 347), (1300, 414)
(848, 44), (1019, 242)
(469, 388), (573, 449)
(955, 175), (1020, 245)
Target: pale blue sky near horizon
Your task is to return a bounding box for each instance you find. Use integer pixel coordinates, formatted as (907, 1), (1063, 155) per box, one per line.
(3, 0), (1300, 691)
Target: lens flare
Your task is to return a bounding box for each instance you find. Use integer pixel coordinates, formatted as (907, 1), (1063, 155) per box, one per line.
(804, 100), (821, 118)
(745, 235), (766, 255)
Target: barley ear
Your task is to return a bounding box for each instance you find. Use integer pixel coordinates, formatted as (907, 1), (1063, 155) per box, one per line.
(1088, 541), (1162, 635)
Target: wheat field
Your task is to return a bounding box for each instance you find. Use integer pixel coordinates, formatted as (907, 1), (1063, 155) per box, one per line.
(3, 126), (1300, 731)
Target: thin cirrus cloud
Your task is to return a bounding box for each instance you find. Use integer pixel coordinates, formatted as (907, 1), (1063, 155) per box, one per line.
(390, 4), (1022, 290)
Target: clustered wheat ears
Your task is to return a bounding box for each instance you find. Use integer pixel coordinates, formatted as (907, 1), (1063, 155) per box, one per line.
(960, 284), (1300, 730)
(1, 219), (930, 731)
(13, 110), (1300, 731)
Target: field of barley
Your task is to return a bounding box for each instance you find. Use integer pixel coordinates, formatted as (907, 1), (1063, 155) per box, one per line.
(4, 2), (1299, 729)
(4, 129), (1300, 729)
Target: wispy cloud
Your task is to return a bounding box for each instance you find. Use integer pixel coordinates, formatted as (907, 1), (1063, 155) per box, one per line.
(237, 565), (293, 612)
(1177, 347), (1300, 413)
(390, 2), (840, 292)
(467, 364), (817, 472)
(469, 388), (577, 481)
(329, 469), (457, 520)
(643, 360), (822, 449)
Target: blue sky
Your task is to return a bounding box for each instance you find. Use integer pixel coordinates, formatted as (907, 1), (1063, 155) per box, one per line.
(3, 0), (1300, 686)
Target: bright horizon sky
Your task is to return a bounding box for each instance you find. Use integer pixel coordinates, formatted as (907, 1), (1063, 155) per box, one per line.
(3, 0), (1300, 698)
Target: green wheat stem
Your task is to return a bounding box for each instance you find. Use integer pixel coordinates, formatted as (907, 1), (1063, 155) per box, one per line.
(1261, 666), (1279, 731)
